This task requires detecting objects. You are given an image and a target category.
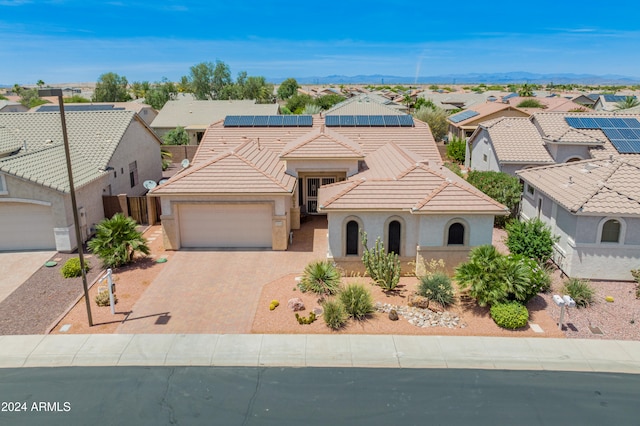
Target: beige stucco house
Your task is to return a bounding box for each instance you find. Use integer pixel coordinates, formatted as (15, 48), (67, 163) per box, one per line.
(151, 114), (507, 272)
(0, 110), (163, 251)
(448, 102), (530, 140)
(32, 102), (158, 125)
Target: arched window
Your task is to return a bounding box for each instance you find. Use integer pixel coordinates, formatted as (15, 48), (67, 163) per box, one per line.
(447, 222), (465, 245)
(388, 220), (401, 255)
(566, 157), (582, 163)
(600, 219), (621, 243)
(346, 220), (359, 255)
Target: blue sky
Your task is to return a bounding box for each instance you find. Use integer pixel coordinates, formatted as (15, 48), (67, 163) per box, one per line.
(2, 0), (640, 85)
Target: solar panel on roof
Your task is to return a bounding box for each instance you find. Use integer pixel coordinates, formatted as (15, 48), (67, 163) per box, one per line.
(603, 128), (623, 140)
(298, 115), (313, 126)
(565, 117), (583, 128)
(603, 95), (629, 103)
(268, 115), (284, 126)
(252, 116), (269, 126)
(223, 115), (241, 126)
(325, 116), (339, 126)
(622, 118), (640, 129)
(594, 118), (614, 128)
(383, 115), (400, 126)
(579, 117), (599, 128)
(282, 115), (298, 126)
(565, 116), (640, 154)
(237, 116), (254, 126)
(398, 115), (414, 127)
(618, 128), (637, 139)
(610, 139), (640, 154)
(369, 115), (385, 126)
(340, 116), (355, 126)
(449, 110), (479, 123)
(355, 115), (370, 126)
(608, 118), (629, 128)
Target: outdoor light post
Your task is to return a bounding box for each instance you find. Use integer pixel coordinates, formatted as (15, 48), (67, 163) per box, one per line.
(38, 89), (93, 327)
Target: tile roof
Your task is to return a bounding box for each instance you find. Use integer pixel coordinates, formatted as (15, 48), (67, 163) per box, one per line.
(318, 163), (507, 214)
(476, 117), (554, 164)
(449, 102), (529, 126)
(516, 156), (640, 215)
(0, 126), (23, 156)
(150, 100), (279, 129)
(280, 126), (364, 159)
(151, 139), (295, 195)
(325, 94), (406, 115)
(0, 110), (149, 192)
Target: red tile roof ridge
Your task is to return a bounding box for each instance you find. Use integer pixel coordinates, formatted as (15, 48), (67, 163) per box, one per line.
(279, 126), (362, 157)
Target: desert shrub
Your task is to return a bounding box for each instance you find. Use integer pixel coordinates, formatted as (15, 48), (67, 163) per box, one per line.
(505, 218), (559, 263)
(466, 171), (522, 226)
(446, 136), (466, 163)
(417, 272), (455, 307)
(516, 99), (545, 108)
(632, 269), (640, 299)
(339, 283), (374, 319)
(322, 299), (348, 330)
(361, 232), (400, 291)
(299, 260), (341, 296)
(88, 213), (150, 268)
(443, 161), (463, 177)
(295, 312), (317, 324)
(490, 301), (529, 329)
(61, 257), (90, 278)
(95, 289), (117, 307)
(562, 278), (595, 308)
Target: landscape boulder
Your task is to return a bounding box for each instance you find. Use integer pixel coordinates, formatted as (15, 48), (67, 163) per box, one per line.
(407, 294), (430, 309)
(288, 298), (305, 312)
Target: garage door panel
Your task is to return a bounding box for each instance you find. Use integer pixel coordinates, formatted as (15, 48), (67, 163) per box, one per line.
(0, 203), (56, 250)
(179, 204), (272, 248)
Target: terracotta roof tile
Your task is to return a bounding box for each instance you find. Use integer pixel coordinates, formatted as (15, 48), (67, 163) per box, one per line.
(280, 126), (363, 159)
(477, 117), (554, 164)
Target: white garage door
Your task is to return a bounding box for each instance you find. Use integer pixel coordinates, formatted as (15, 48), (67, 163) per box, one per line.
(179, 204), (272, 248)
(0, 203), (56, 250)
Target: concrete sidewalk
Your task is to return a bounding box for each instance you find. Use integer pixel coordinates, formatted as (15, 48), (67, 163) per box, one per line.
(0, 334), (639, 373)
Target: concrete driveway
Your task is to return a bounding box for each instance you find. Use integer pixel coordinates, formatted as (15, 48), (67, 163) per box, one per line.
(0, 251), (56, 303)
(116, 218), (327, 334)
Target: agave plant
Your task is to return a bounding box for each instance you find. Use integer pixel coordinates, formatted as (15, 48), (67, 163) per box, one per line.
(299, 260), (341, 296)
(88, 213), (150, 268)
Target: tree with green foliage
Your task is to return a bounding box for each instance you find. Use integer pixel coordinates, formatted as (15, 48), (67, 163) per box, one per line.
(277, 78), (299, 100)
(145, 78), (177, 110)
(19, 89), (49, 108)
(414, 106), (449, 142)
(446, 136), (466, 163)
(177, 76), (190, 93)
(93, 72), (131, 102)
(517, 99), (545, 108)
(414, 97), (435, 111)
(88, 213), (150, 268)
(314, 94), (345, 110)
(505, 218), (559, 263)
(286, 93), (314, 114)
(518, 83), (534, 97)
(243, 76), (274, 103)
(36, 79), (45, 88)
(130, 81), (150, 99)
(615, 96), (640, 110)
(163, 126), (189, 145)
(187, 62), (215, 100)
(466, 170), (522, 226)
(63, 95), (90, 103)
(212, 60), (232, 99)
(161, 149), (172, 171)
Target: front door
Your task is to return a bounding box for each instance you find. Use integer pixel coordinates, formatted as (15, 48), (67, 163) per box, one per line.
(306, 177), (336, 213)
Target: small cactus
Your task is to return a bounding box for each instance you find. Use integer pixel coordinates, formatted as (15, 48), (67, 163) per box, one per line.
(605, 296), (614, 303)
(269, 300), (279, 310)
(295, 312), (317, 324)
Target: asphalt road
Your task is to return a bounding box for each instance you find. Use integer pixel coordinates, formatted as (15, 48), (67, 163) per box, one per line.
(1, 367), (639, 425)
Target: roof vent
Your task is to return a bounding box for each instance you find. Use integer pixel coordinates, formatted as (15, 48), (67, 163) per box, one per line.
(45, 139), (53, 144)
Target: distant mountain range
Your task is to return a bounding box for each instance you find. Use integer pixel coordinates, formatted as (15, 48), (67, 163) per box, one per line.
(277, 72), (640, 86)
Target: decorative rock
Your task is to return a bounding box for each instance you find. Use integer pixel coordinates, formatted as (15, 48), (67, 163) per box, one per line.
(388, 309), (399, 321)
(313, 307), (323, 316)
(375, 301), (464, 329)
(287, 298), (305, 312)
(407, 294), (430, 309)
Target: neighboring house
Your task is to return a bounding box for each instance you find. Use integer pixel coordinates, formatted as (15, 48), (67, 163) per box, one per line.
(505, 96), (587, 112)
(0, 110), (163, 252)
(325, 94), (407, 116)
(150, 99), (279, 145)
(593, 95), (638, 111)
(466, 112), (637, 175)
(0, 101), (28, 113)
(447, 102), (530, 140)
(421, 91), (503, 112)
(517, 156), (640, 281)
(32, 102), (158, 125)
(572, 94), (597, 108)
(151, 114), (507, 272)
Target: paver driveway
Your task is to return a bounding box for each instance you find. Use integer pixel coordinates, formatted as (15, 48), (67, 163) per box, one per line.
(116, 217), (327, 334)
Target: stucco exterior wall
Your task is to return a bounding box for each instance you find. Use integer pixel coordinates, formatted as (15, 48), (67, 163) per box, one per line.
(285, 159), (359, 177)
(546, 144), (590, 163)
(106, 120), (162, 196)
(470, 134), (500, 173)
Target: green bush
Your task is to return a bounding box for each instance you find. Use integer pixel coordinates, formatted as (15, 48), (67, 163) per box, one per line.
(95, 289), (117, 307)
(562, 278), (595, 308)
(516, 99), (545, 108)
(417, 272), (455, 307)
(339, 283), (374, 319)
(61, 257), (90, 278)
(505, 218), (559, 263)
(322, 299), (348, 330)
(490, 301), (529, 329)
(88, 213), (150, 268)
(299, 260), (341, 296)
(446, 136), (466, 163)
(361, 232), (400, 291)
(466, 171), (522, 227)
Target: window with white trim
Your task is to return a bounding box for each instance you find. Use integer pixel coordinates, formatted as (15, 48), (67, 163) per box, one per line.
(600, 219), (621, 243)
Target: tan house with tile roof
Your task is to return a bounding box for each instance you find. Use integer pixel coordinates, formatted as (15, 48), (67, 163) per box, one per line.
(0, 111), (162, 251)
(151, 115), (507, 271)
(517, 156), (640, 280)
(447, 102), (530, 140)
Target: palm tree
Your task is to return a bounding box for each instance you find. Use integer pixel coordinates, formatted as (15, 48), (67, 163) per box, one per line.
(455, 245), (507, 307)
(88, 213), (150, 268)
(518, 83), (534, 97)
(36, 80), (45, 89)
(615, 96), (640, 110)
(161, 149), (173, 171)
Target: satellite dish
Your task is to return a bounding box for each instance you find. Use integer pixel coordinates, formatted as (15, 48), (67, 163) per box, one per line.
(181, 159), (190, 168)
(158, 179), (169, 185)
(143, 180), (157, 190)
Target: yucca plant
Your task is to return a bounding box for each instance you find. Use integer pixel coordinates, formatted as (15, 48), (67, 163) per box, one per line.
(299, 260), (341, 296)
(562, 278), (595, 308)
(361, 232), (400, 291)
(88, 213), (150, 268)
(339, 283), (374, 320)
